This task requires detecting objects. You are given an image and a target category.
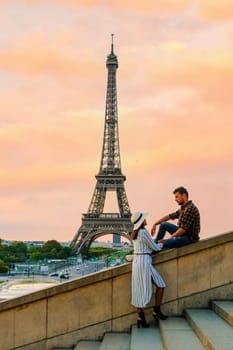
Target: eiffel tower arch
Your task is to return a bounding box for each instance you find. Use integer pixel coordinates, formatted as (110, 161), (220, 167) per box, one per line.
(70, 35), (133, 257)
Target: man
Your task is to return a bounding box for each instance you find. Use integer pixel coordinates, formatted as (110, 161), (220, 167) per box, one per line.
(151, 187), (200, 248)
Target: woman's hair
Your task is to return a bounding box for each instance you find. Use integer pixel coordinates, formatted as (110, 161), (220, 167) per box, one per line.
(130, 221), (145, 240)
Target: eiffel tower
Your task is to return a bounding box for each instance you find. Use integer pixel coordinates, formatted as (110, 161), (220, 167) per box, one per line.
(70, 35), (132, 257)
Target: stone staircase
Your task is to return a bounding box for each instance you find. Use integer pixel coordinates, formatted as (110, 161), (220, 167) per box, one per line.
(53, 300), (233, 350)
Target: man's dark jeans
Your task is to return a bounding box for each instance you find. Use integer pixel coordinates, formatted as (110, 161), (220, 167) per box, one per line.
(155, 222), (193, 248)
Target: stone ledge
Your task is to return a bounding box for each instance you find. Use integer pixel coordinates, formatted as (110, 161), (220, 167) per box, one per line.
(0, 231), (232, 314)
(0, 231), (232, 350)
(153, 230), (233, 264)
(0, 265), (130, 312)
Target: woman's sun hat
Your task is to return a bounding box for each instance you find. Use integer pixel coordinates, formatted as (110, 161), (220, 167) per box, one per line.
(131, 211), (148, 230)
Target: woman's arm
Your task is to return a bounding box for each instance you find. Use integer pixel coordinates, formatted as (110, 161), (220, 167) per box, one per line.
(143, 229), (163, 251)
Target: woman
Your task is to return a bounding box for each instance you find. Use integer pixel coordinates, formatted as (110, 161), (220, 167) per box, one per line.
(130, 211), (167, 327)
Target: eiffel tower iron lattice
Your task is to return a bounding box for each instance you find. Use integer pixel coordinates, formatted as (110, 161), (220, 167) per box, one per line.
(70, 35), (133, 257)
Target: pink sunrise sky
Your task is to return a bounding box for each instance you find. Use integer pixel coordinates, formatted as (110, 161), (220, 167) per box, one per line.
(0, 0), (232, 242)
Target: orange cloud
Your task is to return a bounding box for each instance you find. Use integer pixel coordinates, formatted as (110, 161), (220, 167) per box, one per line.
(56, 0), (233, 19)
(119, 79), (233, 172)
(106, 0), (188, 12)
(160, 40), (186, 53)
(0, 0), (189, 12)
(147, 49), (233, 88)
(0, 35), (102, 78)
(0, 164), (89, 188)
(0, 115), (102, 183)
(0, 0), (231, 243)
(0, 0), (233, 21)
(2, 0), (229, 23)
(199, 0), (233, 20)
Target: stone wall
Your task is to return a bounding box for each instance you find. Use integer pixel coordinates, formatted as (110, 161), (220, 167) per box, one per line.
(0, 231), (232, 350)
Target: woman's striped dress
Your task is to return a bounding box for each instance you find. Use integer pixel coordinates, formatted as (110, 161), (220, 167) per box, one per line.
(131, 228), (166, 308)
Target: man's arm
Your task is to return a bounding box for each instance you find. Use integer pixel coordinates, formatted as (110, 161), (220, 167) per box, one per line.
(171, 227), (186, 237)
(151, 214), (170, 236)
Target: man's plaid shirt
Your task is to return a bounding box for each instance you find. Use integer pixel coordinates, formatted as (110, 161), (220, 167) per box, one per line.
(169, 200), (200, 241)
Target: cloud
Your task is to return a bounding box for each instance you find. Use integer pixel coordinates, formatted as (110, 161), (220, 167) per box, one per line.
(1, 0), (233, 21)
(147, 48), (233, 88)
(0, 184), (93, 241)
(0, 35), (103, 78)
(199, 0), (233, 20)
(1, 41), (232, 188)
(106, 0), (188, 13)
(0, 0), (189, 12)
(160, 40), (186, 53)
(0, 0), (232, 242)
(0, 107), (105, 189)
(119, 82), (233, 173)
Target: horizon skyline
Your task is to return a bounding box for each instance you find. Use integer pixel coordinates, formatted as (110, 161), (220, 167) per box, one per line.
(0, 1), (232, 242)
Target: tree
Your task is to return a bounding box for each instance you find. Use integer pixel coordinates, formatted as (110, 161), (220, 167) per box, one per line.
(0, 259), (9, 273)
(8, 242), (28, 261)
(42, 240), (62, 254)
(0, 239), (72, 263)
(9, 242), (28, 254)
(57, 246), (71, 259)
(50, 248), (58, 258)
(30, 252), (44, 261)
(29, 245), (42, 253)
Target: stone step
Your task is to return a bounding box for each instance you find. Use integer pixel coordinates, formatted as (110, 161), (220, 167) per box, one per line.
(159, 317), (205, 350)
(211, 300), (233, 327)
(99, 333), (130, 350)
(185, 309), (233, 350)
(53, 348), (73, 350)
(130, 324), (163, 350)
(74, 340), (101, 350)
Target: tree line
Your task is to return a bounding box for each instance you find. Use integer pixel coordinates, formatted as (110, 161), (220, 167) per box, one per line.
(0, 239), (72, 273)
(0, 239), (130, 273)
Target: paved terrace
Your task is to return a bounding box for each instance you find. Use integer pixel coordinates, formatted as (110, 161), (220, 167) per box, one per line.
(0, 231), (232, 350)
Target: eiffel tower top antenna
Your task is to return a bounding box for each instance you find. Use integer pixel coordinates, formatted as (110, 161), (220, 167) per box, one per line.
(111, 33), (114, 53)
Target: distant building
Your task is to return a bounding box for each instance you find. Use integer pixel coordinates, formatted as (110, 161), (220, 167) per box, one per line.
(113, 234), (121, 245)
(91, 241), (113, 248)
